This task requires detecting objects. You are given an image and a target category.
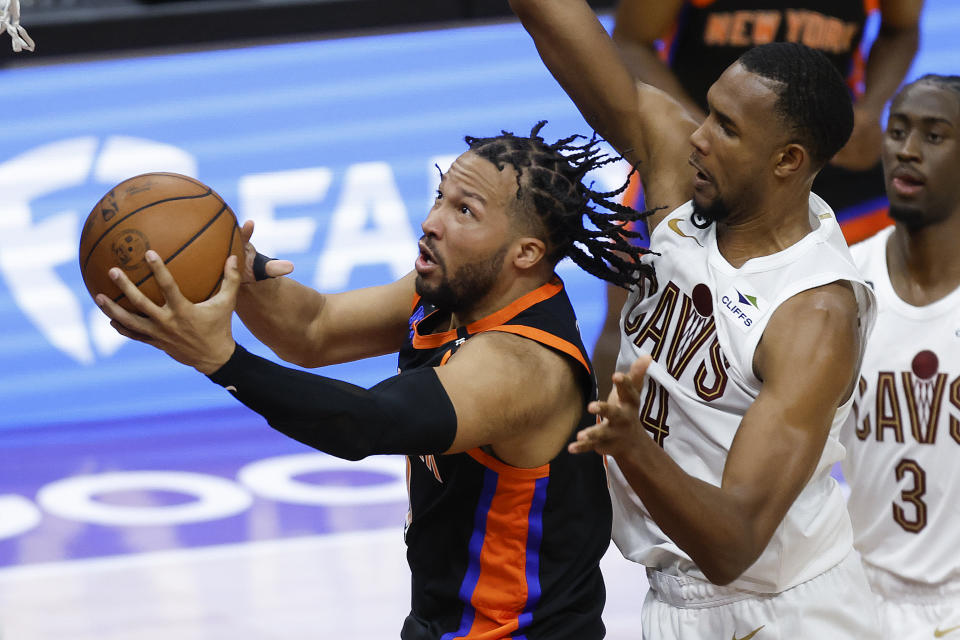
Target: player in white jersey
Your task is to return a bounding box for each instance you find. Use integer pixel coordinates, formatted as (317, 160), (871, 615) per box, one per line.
(510, 0), (881, 636)
(841, 75), (960, 640)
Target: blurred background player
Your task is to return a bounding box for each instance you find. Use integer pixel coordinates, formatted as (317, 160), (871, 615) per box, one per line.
(510, 0), (878, 634)
(96, 125), (649, 639)
(841, 74), (960, 640)
(592, 0), (922, 397)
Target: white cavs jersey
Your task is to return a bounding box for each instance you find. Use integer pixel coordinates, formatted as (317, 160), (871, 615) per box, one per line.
(608, 194), (876, 593)
(842, 226), (960, 586)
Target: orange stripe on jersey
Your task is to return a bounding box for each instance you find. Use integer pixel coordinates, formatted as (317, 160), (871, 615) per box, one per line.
(841, 206), (893, 245)
(467, 447), (550, 479)
(690, 0), (717, 7)
(488, 325), (591, 377)
(410, 293), (422, 314)
(450, 449), (550, 638)
(439, 350), (453, 366)
(863, 0), (879, 13)
(412, 279), (563, 350)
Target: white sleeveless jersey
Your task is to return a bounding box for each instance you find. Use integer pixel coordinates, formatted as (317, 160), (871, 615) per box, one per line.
(607, 194), (876, 593)
(841, 226), (960, 586)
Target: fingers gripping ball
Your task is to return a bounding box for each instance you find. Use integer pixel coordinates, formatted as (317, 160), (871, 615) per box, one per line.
(79, 173), (244, 311)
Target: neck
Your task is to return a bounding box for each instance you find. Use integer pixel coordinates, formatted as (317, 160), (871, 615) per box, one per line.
(715, 189), (812, 268)
(886, 215), (960, 306)
(446, 270), (552, 330)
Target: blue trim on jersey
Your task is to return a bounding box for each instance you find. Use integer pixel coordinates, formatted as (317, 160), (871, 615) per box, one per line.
(516, 474), (550, 637)
(834, 195), (889, 222)
(441, 467), (499, 640)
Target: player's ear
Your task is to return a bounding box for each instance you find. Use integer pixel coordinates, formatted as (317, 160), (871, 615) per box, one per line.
(773, 143), (807, 178)
(513, 236), (547, 270)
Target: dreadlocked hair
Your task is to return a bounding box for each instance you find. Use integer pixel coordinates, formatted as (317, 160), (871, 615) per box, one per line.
(463, 121), (656, 288)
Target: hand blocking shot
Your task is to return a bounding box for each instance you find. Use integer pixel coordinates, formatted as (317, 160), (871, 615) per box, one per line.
(89, 124), (652, 639)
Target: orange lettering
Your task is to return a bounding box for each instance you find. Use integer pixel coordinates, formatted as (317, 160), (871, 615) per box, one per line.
(785, 10), (806, 42)
(839, 23), (859, 53)
(752, 11), (782, 45)
(729, 11), (752, 47)
(801, 14), (826, 49)
(704, 13), (732, 46)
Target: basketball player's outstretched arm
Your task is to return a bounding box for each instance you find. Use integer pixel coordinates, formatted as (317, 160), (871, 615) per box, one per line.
(510, 0), (696, 230)
(572, 283), (861, 585)
(97, 253), (583, 467)
(232, 220), (414, 367)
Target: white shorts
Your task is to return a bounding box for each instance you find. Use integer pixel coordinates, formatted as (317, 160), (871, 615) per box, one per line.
(864, 562), (960, 640)
(640, 551), (881, 639)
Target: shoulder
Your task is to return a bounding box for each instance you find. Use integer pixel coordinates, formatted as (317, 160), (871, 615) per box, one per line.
(766, 281), (860, 349)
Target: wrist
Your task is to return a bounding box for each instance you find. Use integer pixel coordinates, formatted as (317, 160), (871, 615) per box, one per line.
(197, 340), (238, 376)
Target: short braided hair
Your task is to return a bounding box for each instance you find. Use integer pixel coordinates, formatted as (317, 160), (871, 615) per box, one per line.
(464, 121), (655, 288)
(738, 42), (854, 168)
(907, 73), (960, 98)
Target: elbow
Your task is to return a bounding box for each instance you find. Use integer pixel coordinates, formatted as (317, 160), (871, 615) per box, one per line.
(693, 538), (766, 587)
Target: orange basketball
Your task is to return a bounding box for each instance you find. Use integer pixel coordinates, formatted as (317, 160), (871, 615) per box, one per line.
(79, 172), (244, 311)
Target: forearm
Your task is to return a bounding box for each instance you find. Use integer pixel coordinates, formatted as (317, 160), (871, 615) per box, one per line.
(858, 22), (919, 115)
(613, 438), (767, 585)
(509, 0), (642, 159)
(235, 276), (328, 367)
(208, 344), (457, 460)
(613, 39), (705, 121)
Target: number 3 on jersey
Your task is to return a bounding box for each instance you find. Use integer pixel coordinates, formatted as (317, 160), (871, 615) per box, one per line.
(893, 457), (928, 533)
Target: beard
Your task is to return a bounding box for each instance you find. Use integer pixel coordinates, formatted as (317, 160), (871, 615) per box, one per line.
(415, 241), (509, 315)
(888, 203), (940, 232)
(691, 195), (732, 228)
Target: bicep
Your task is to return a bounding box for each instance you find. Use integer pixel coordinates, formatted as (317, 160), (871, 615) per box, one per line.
(306, 271), (417, 365)
(433, 333), (583, 461)
(721, 285), (860, 536)
(878, 0), (923, 28)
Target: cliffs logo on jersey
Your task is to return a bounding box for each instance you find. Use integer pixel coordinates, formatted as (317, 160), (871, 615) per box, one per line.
(721, 286), (764, 331)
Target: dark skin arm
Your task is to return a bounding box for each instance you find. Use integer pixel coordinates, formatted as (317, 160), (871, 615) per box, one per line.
(832, 0), (923, 171)
(611, 0), (706, 120)
(232, 220), (414, 368)
(96, 253), (585, 469)
(509, 0), (696, 231)
(573, 282), (861, 584)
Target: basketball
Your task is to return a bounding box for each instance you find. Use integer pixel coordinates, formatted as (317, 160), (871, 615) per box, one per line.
(79, 172), (244, 311)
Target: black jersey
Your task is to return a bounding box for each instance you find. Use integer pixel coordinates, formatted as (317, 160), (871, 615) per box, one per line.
(397, 277), (612, 639)
(650, 0), (885, 213)
(667, 0), (871, 114)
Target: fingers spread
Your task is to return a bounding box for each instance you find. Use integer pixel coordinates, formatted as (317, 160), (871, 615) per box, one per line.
(107, 267), (162, 318)
(145, 251), (187, 310)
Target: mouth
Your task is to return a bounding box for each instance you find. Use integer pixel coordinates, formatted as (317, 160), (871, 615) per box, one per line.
(415, 239), (439, 275)
(889, 167), (926, 198)
(689, 155), (713, 185)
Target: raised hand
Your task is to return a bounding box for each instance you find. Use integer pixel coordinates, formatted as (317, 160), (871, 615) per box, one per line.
(569, 354), (653, 456)
(95, 250), (240, 374)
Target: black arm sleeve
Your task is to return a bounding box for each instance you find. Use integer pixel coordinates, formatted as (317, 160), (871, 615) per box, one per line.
(207, 344), (458, 461)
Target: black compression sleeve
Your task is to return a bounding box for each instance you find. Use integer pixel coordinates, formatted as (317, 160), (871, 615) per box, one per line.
(207, 344), (457, 460)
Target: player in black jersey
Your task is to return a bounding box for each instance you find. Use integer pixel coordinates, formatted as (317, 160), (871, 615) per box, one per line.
(95, 123), (651, 638)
